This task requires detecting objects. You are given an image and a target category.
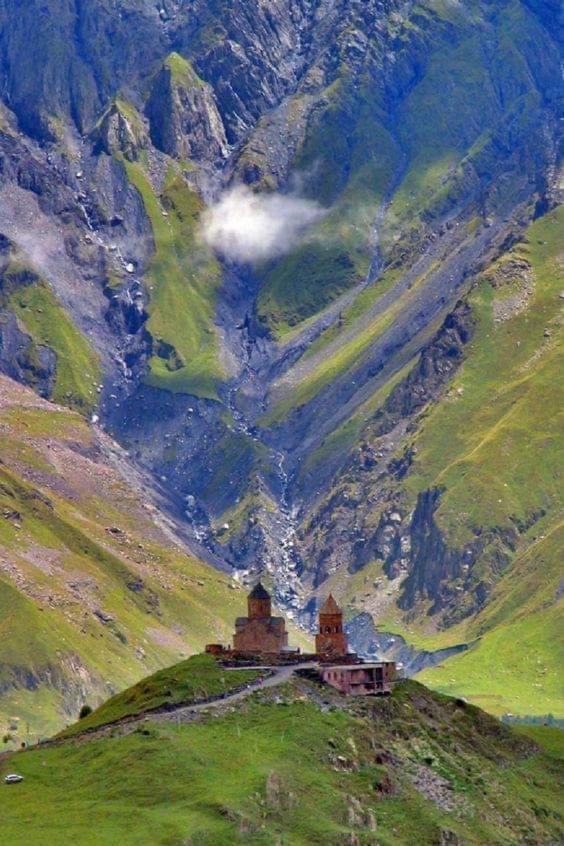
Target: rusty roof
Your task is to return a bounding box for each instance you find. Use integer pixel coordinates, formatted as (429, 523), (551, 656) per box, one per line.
(319, 593), (341, 615)
(249, 581), (270, 600)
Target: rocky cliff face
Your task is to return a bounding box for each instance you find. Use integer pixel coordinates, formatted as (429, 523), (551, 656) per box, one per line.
(294, 299), (478, 586)
(345, 612), (471, 674)
(0, 0), (561, 678)
(146, 54), (229, 162)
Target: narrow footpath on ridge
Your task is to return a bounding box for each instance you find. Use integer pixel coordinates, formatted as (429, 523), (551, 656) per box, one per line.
(152, 662), (318, 725)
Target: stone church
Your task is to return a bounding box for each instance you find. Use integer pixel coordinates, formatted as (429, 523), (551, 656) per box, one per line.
(233, 582), (290, 654)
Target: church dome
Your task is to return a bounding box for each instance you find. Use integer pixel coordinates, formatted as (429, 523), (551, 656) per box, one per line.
(249, 582), (270, 600)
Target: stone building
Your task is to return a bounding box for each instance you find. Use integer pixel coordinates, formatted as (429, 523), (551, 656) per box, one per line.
(320, 662), (396, 696)
(233, 582), (289, 654)
(315, 594), (347, 656)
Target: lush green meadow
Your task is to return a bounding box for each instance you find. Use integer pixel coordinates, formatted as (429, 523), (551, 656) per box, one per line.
(1, 677), (562, 845)
(60, 654), (261, 737)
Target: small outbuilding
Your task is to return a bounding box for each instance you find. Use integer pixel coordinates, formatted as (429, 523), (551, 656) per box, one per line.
(320, 662), (396, 696)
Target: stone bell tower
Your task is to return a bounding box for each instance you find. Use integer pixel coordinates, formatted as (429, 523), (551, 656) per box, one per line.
(248, 581), (272, 619)
(316, 594), (347, 656)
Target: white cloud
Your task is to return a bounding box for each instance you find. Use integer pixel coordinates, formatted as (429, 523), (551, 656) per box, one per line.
(201, 185), (325, 265)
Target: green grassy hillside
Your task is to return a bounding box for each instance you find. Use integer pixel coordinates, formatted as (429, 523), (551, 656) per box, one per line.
(59, 654), (261, 738)
(1, 668), (562, 845)
(405, 208), (563, 548)
(123, 160), (224, 399)
(406, 207), (563, 714)
(301, 205), (563, 719)
(416, 521), (563, 718)
(1, 257), (101, 413)
(0, 377), (247, 739)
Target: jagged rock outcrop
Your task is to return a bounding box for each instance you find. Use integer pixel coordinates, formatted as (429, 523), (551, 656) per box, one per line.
(0, 0), (163, 139)
(146, 54), (228, 163)
(396, 488), (546, 626)
(0, 0), (324, 144)
(189, 0), (318, 144)
(296, 300), (478, 588)
(105, 282), (148, 337)
(0, 311), (56, 399)
(346, 612), (471, 674)
(371, 303), (476, 438)
(92, 100), (149, 162)
(0, 237), (57, 396)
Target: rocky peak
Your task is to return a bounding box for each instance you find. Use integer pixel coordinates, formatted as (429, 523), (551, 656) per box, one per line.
(146, 53), (228, 164)
(92, 100), (149, 162)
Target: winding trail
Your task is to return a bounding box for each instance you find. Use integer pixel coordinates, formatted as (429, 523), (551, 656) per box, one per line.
(3, 664), (319, 755)
(152, 662), (316, 724)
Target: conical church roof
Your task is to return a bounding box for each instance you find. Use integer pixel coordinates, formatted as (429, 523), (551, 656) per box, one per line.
(319, 593), (341, 615)
(249, 581), (270, 600)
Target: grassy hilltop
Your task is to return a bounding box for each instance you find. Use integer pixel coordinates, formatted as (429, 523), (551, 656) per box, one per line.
(1, 656), (563, 845)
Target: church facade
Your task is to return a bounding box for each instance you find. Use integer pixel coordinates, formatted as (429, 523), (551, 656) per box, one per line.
(207, 583), (352, 660)
(232, 582), (290, 654)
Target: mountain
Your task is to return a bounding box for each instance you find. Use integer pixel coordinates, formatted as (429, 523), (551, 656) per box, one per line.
(0, 0), (561, 725)
(305, 206), (564, 719)
(0, 375), (271, 738)
(2, 655), (563, 845)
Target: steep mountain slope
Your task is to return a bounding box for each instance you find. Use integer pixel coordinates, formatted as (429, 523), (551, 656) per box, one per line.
(300, 207), (563, 717)
(0, 0), (561, 722)
(0, 375), (255, 739)
(2, 660), (563, 845)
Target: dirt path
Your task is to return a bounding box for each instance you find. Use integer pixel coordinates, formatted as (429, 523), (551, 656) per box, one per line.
(151, 663), (316, 725)
(0, 664), (318, 755)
